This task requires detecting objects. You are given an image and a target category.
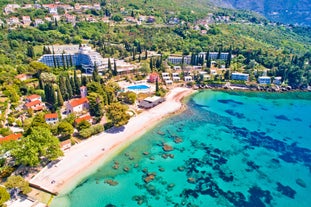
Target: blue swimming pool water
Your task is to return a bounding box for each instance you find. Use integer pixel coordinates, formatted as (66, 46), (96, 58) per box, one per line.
(127, 84), (150, 90)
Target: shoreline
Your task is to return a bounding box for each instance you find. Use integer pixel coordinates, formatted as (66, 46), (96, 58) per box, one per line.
(29, 87), (195, 197)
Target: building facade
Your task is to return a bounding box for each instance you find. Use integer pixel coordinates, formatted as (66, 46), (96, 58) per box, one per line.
(258, 76), (271, 84)
(167, 56), (191, 65)
(38, 45), (105, 73)
(231, 73), (249, 81)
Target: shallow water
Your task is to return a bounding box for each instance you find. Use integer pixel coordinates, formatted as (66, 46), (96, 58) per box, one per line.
(52, 90), (311, 207)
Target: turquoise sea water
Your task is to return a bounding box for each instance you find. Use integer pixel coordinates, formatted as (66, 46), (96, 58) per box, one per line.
(52, 90), (311, 207)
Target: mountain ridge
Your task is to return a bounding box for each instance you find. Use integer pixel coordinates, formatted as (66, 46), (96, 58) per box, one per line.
(212, 0), (311, 26)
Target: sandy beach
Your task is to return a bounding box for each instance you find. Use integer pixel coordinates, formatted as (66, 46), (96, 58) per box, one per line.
(29, 87), (194, 195)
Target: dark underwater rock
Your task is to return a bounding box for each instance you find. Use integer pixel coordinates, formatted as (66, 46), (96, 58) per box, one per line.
(296, 178), (307, 188)
(276, 182), (296, 199)
(217, 99), (244, 105)
(275, 115), (290, 121)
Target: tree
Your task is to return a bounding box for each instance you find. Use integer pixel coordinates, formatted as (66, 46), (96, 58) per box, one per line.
(65, 75), (73, 99)
(88, 92), (104, 118)
(113, 59), (118, 76)
(29, 61), (50, 78)
(4, 175), (32, 195)
(44, 83), (56, 107)
(27, 45), (35, 58)
(155, 78), (159, 94)
(11, 127), (63, 166)
(0, 186), (10, 206)
(92, 65), (100, 82)
(108, 58), (112, 72)
(56, 87), (64, 107)
(106, 102), (130, 127)
(74, 69), (81, 95)
(111, 14), (123, 22)
(77, 120), (91, 131)
(59, 76), (68, 101)
(226, 50), (232, 68)
(57, 121), (74, 139)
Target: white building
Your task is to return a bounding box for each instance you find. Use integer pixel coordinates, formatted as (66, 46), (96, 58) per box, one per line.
(66, 97), (89, 114)
(273, 77), (282, 85)
(231, 73), (249, 81)
(258, 76), (271, 84)
(184, 76), (193, 82)
(167, 56), (191, 65)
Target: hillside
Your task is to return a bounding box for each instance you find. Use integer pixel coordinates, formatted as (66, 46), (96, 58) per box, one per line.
(213, 0), (311, 26)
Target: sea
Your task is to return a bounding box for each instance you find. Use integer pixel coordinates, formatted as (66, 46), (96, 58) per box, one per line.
(51, 90), (311, 207)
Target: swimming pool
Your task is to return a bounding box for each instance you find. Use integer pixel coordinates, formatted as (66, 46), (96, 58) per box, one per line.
(127, 84), (150, 90)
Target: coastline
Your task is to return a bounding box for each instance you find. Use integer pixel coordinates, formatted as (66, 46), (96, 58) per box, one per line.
(29, 87), (195, 197)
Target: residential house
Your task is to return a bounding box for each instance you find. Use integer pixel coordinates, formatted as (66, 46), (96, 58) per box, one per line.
(8, 17), (20, 25)
(34, 19), (44, 27)
(45, 16), (52, 22)
(172, 73), (180, 82)
(65, 14), (76, 24)
(66, 97), (89, 114)
(138, 96), (165, 109)
(58, 4), (74, 12)
(199, 71), (210, 80)
(165, 80), (173, 85)
(93, 4), (101, 10)
(274, 77), (282, 85)
(3, 4), (20, 15)
(162, 72), (170, 82)
(74, 114), (92, 125)
(24, 100), (44, 111)
(45, 113), (59, 124)
(258, 76), (271, 84)
(26, 94), (42, 103)
(138, 16), (147, 22)
(52, 14), (61, 21)
(0, 133), (22, 144)
(125, 16), (137, 23)
(231, 73), (249, 81)
(22, 16), (31, 26)
(86, 16), (96, 23)
(184, 76), (193, 82)
(43, 4), (58, 14)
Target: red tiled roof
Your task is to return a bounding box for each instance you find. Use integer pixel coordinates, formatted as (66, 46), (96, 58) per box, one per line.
(69, 97), (88, 108)
(26, 94), (40, 100)
(0, 133), (22, 144)
(75, 115), (92, 124)
(45, 113), (58, 119)
(25, 100), (41, 108)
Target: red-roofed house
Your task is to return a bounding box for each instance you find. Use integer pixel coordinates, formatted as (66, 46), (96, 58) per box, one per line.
(24, 100), (44, 111)
(26, 94), (41, 103)
(66, 97), (89, 114)
(45, 113), (59, 124)
(22, 16), (31, 26)
(0, 133), (22, 144)
(75, 115), (92, 125)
